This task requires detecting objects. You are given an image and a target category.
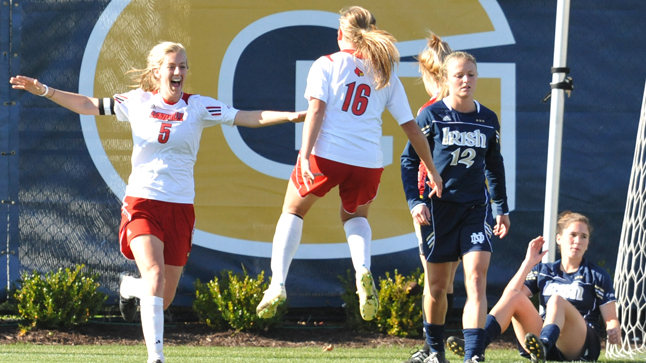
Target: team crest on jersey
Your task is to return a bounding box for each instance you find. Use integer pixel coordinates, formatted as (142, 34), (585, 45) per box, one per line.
(354, 67), (364, 77)
(470, 232), (485, 244)
(443, 116), (452, 122)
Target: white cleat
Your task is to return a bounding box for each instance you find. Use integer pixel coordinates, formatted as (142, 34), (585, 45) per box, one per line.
(256, 285), (287, 319)
(356, 267), (379, 321)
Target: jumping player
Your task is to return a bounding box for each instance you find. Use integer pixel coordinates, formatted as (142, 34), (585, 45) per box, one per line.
(403, 32), (460, 363)
(256, 6), (442, 322)
(10, 41), (304, 363)
(447, 212), (621, 363)
(401, 51), (510, 363)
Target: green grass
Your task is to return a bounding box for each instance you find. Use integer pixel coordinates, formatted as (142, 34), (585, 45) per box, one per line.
(0, 345), (640, 363)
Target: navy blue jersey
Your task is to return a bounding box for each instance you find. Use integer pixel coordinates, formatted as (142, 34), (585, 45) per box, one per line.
(401, 99), (508, 214)
(524, 259), (616, 333)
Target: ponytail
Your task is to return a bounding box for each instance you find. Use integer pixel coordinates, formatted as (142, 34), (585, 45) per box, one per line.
(339, 6), (399, 90)
(417, 31), (452, 100)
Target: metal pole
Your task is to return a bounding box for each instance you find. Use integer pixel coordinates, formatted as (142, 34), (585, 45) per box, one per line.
(543, 0), (571, 263)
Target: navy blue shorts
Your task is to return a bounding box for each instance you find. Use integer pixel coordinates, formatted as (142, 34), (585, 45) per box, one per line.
(418, 199), (494, 263)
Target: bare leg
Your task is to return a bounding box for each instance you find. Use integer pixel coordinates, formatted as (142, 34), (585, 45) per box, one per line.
(425, 261), (453, 323)
(489, 288), (544, 345)
(544, 295), (588, 359)
(461, 251), (490, 328)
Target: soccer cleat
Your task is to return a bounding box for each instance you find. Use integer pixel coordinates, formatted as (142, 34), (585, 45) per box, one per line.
(256, 285), (287, 319)
(422, 351), (450, 363)
(119, 271), (137, 322)
(356, 267), (379, 321)
(446, 336), (465, 357)
(464, 355), (485, 363)
(524, 333), (546, 363)
(403, 347), (429, 363)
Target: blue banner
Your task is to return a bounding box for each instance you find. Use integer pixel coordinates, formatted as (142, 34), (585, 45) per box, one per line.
(7, 0), (646, 307)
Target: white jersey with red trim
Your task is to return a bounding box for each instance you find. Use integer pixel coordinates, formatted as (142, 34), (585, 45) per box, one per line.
(113, 89), (239, 204)
(304, 50), (414, 168)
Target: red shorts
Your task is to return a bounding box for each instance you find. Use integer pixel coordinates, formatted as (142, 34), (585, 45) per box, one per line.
(291, 154), (383, 214)
(119, 196), (195, 266)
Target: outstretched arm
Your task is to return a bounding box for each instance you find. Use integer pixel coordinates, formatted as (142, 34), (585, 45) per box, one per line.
(10, 75), (100, 115)
(233, 110), (306, 128)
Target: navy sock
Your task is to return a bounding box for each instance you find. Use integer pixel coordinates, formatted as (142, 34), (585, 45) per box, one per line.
(445, 293), (454, 322)
(484, 314), (501, 348)
(463, 328), (486, 360)
(539, 324), (561, 351)
(423, 321), (445, 353)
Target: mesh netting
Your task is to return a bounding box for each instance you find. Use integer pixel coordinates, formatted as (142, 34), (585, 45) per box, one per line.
(607, 81), (646, 360)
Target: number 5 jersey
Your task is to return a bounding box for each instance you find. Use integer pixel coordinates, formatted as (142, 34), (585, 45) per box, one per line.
(112, 89), (239, 204)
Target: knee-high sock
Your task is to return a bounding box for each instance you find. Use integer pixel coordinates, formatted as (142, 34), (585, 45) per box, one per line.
(463, 328), (486, 360)
(423, 321), (445, 353)
(484, 314), (501, 348)
(345, 217), (372, 274)
(539, 324), (561, 352)
(270, 213), (303, 288)
(120, 275), (145, 299)
(445, 293), (454, 322)
(140, 296), (164, 363)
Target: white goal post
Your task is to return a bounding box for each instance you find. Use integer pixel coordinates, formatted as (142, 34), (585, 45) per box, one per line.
(607, 80), (646, 360)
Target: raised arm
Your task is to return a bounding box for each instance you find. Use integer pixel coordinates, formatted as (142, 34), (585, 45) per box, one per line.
(504, 236), (547, 295)
(233, 110), (306, 128)
(10, 75), (100, 115)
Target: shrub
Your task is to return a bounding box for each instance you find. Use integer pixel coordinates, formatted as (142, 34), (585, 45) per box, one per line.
(193, 267), (284, 331)
(340, 268), (424, 337)
(14, 264), (107, 329)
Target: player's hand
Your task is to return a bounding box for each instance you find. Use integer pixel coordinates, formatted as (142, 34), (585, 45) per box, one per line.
(10, 75), (46, 96)
(493, 214), (510, 238)
(288, 111), (307, 123)
(411, 204), (430, 226)
(606, 326), (621, 345)
(425, 168), (442, 198)
(525, 236), (548, 266)
(300, 156), (323, 190)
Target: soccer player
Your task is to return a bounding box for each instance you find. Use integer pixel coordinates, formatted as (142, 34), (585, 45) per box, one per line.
(447, 212), (621, 363)
(401, 51), (510, 363)
(10, 41), (304, 363)
(403, 32), (460, 363)
(256, 6), (442, 322)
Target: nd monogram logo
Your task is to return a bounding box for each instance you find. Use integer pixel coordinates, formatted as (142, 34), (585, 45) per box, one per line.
(470, 232), (485, 245)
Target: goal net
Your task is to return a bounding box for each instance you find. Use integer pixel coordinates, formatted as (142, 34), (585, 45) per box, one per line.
(607, 80), (646, 360)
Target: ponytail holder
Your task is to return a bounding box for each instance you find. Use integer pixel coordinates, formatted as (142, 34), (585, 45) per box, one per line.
(38, 84), (49, 97)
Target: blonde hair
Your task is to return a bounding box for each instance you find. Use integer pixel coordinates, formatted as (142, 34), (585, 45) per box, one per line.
(339, 6), (399, 90)
(127, 42), (188, 91)
(417, 31), (452, 99)
(438, 51), (477, 99)
(556, 211), (592, 237)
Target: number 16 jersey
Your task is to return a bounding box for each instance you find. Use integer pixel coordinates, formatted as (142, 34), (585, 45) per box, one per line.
(304, 49), (414, 169)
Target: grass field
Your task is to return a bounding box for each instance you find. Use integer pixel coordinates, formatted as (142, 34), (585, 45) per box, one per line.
(0, 344), (640, 363)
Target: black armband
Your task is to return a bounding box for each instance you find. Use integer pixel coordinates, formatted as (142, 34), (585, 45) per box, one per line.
(98, 97), (115, 115)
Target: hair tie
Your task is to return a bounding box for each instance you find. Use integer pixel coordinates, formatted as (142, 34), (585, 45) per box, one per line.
(38, 84), (49, 97)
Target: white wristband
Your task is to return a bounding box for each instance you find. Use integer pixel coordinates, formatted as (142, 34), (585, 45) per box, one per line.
(38, 84), (49, 97)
